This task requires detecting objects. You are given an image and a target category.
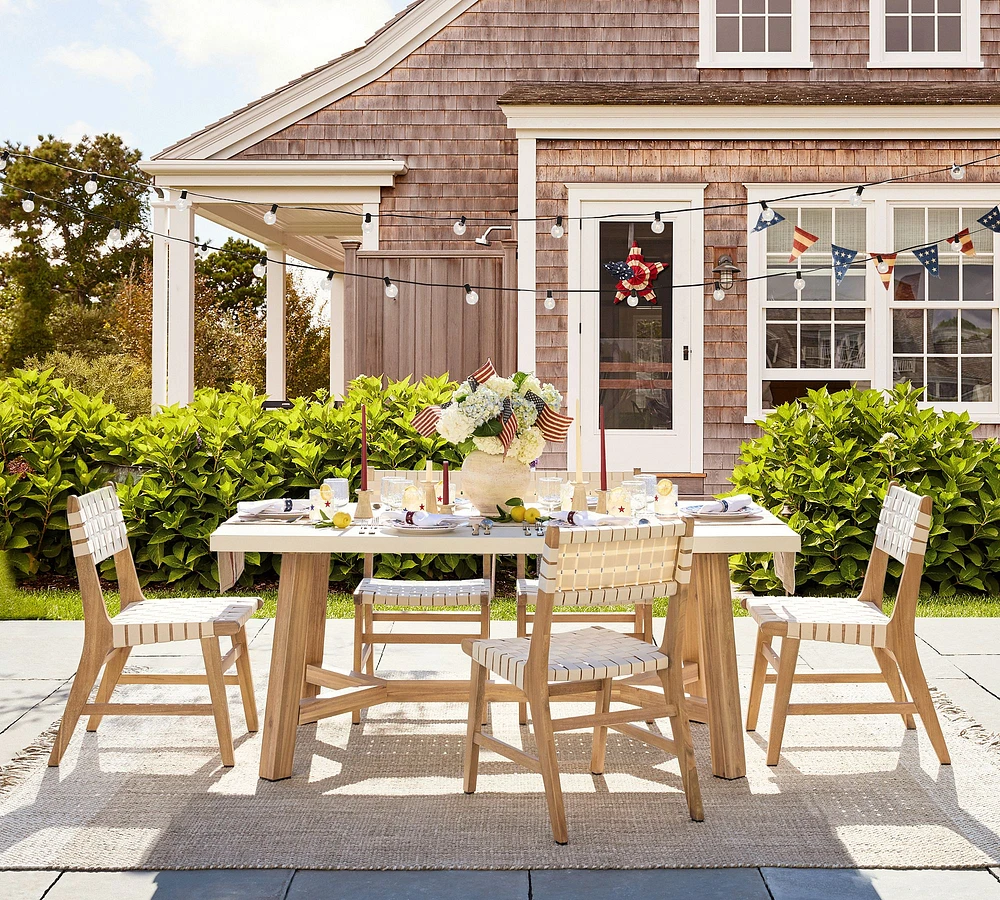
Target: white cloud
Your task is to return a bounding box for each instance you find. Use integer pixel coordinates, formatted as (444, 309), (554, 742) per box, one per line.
(60, 120), (137, 147)
(145, 0), (396, 92)
(44, 43), (153, 87)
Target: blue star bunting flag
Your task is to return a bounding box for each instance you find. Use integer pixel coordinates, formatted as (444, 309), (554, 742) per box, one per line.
(751, 208), (786, 233)
(978, 206), (1000, 233)
(831, 244), (859, 285)
(912, 244), (941, 278)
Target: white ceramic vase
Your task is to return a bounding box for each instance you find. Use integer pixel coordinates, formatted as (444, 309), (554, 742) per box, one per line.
(460, 450), (532, 516)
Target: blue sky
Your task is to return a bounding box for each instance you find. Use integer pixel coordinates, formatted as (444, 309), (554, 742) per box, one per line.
(1, 0), (411, 158)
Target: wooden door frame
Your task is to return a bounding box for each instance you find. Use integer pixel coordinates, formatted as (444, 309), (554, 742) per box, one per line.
(566, 183), (706, 474)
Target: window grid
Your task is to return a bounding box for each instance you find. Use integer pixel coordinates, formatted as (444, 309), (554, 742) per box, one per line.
(885, 0), (963, 54)
(716, 0), (793, 54)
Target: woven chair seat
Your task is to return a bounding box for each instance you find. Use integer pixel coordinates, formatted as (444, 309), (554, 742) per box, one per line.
(516, 578), (538, 598)
(111, 597), (262, 648)
(746, 596), (890, 648)
(467, 625), (668, 689)
(354, 578), (490, 608)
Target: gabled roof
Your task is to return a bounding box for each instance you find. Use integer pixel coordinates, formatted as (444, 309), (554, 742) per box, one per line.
(155, 0), (479, 161)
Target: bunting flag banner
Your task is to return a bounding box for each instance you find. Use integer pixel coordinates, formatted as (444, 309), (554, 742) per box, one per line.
(788, 226), (819, 263)
(871, 253), (898, 291)
(978, 207), (1000, 233)
(831, 244), (859, 286)
(947, 228), (976, 257)
(536, 405), (574, 443)
(498, 398), (517, 453)
(912, 244), (941, 277)
(411, 406), (442, 437)
(468, 358), (498, 386)
(751, 208), (786, 233)
(607, 241), (668, 304)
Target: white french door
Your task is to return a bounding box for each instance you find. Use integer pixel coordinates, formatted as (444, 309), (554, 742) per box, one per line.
(568, 187), (705, 474)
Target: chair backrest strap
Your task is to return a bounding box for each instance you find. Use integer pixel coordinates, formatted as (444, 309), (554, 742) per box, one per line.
(67, 485), (129, 565)
(874, 484), (931, 566)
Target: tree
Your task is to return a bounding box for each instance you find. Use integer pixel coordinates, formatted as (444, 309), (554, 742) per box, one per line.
(196, 237), (266, 313)
(0, 134), (151, 368)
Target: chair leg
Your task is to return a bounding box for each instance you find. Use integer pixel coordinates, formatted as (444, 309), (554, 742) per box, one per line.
(873, 646), (915, 730)
(590, 678), (613, 775)
(659, 668), (704, 822)
(49, 639), (109, 766)
(746, 630), (771, 733)
(201, 636), (235, 767)
(463, 659), (489, 794)
(527, 685), (568, 844)
(766, 636), (800, 766)
(893, 639), (951, 765)
(233, 628), (259, 733)
(86, 646), (131, 732)
(352, 600), (364, 725)
(516, 598), (528, 727)
(363, 604), (375, 676)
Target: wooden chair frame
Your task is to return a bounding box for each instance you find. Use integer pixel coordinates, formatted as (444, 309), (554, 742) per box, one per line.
(746, 484), (950, 766)
(463, 519), (703, 844)
(49, 486), (258, 768)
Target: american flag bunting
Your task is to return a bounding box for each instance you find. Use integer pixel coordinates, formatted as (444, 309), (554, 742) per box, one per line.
(947, 228), (976, 257)
(871, 253), (898, 291)
(751, 208), (786, 233)
(788, 226), (819, 263)
(411, 406), (442, 437)
(831, 244), (859, 286)
(977, 207), (1000, 234)
(912, 245), (940, 277)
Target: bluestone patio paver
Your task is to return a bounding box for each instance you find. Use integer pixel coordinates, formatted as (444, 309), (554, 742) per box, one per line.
(285, 869), (529, 899)
(915, 618), (1000, 655)
(530, 868), (772, 899)
(762, 866), (1000, 899)
(0, 869), (60, 900)
(44, 869), (295, 900)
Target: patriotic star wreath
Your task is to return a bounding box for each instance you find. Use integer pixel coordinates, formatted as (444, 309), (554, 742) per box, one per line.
(605, 241), (668, 304)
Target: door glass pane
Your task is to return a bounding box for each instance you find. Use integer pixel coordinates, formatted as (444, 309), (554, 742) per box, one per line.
(962, 357), (992, 401)
(962, 308), (992, 353)
(599, 222), (673, 430)
(927, 357), (959, 401)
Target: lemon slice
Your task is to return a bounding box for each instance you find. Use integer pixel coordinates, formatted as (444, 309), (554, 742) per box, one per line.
(656, 478), (674, 497)
(402, 485), (422, 510)
(319, 483), (334, 503)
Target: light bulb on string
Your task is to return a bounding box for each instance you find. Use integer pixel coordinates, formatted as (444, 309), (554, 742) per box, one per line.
(84, 173), (99, 195)
(454, 216), (467, 236)
(175, 190), (190, 211)
(876, 255), (890, 275)
(627, 289), (639, 308)
(951, 163), (966, 180)
(550, 216), (565, 239)
(21, 192), (35, 213)
(263, 204), (278, 226)
(200, 242), (209, 253)
(0, 150), (9, 171)
(151, 186), (165, 200)
(253, 258), (267, 279)
(362, 212), (374, 234)
(712, 282), (726, 303)
(651, 211), (665, 234)
(107, 221), (123, 249)
(321, 271), (334, 293)
(384, 276), (399, 299)
(543, 290), (555, 310)
(464, 283), (479, 305)
(849, 186), (864, 207)
(793, 271), (806, 292)
(759, 201), (776, 223)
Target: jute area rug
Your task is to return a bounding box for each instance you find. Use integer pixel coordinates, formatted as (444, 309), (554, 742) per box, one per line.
(1, 674), (999, 871)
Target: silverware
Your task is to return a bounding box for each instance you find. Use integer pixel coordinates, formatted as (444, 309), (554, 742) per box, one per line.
(470, 521), (480, 536)
(482, 520), (492, 535)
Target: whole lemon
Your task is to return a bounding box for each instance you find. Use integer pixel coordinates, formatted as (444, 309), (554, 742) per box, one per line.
(524, 507), (541, 524)
(510, 505), (527, 522)
(332, 511), (352, 529)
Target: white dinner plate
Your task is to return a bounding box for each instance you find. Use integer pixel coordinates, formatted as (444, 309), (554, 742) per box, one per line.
(380, 522), (464, 535)
(684, 509), (762, 521)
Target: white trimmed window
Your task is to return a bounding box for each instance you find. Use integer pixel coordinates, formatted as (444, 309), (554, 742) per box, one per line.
(698, 0), (812, 68)
(747, 188), (1000, 421)
(869, 0), (982, 68)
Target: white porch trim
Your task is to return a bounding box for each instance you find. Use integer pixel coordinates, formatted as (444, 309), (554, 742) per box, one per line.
(265, 246), (287, 400)
(166, 204), (195, 406)
(517, 137), (537, 373)
(151, 199), (169, 412)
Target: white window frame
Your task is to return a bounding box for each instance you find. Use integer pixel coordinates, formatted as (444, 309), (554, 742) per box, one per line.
(746, 183), (1000, 422)
(698, 0), (813, 69)
(868, 0), (982, 69)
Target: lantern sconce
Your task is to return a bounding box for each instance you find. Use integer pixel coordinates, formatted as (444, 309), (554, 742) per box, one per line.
(712, 254), (740, 292)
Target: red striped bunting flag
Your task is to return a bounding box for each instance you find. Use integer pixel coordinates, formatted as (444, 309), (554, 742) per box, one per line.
(536, 405), (573, 442)
(411, 406), (442, 437)
(468, 359), (497, 385)
(947, 228), (976, 257)
(788, 226), (819, 263)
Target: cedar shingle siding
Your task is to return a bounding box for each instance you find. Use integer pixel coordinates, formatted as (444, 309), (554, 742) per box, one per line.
(233, 0), (1000, 490)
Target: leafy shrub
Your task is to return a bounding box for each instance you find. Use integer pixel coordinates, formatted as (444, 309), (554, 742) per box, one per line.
(27, 351), (152, 418)
(731, 384), (1000, 596)
(0, 369), (471, 588)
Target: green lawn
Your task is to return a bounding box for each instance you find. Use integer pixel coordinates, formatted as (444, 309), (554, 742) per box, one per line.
(2, 585), (998, 622)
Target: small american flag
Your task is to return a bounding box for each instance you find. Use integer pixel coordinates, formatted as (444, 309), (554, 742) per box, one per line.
(469, 359), (497, 386)
(947, 228), (976, 257)
(789, 226), (819, 263)
(411, 406), (442, 436)
(536, 405), (573, 442)
(498, 401), (517, 453)
(524, 390), (547, 415)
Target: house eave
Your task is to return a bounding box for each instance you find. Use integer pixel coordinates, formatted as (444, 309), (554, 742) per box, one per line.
(140, 159), (409, 189)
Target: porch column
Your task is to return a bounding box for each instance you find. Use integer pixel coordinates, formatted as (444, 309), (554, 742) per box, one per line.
(516, 137), (537, 372)
(166, 202), (195, 405)
(329, 272), (345, 396)
(151, 196), (169, 411)
(265, 245), (287, 400)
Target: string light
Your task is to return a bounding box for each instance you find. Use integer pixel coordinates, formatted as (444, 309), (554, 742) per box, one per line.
(464, 283), (479, 305)
(362, 212), (374, 234)
(107, 221), (123, 249)
(321, 271), (334, 293)
(263, 203), (278, 226)
(759, 201), (776, 223)
(713, 282), (726, 302)
(21, 192), (35, 213)
(849, 186), (864, 207)
(951, 163), (966, 181)
(876, 255), (890, 275)
(253, 258), (267, 279)
(175, 190), (190, 211)
(627, 289), (639, 307)
(453, 216), (467, 236)
(384, 276), (399, 299)
(543, 290), (555, 310)
(793, 271), (806, 292)
(550, 215), (565, 239)
(651, 211), (665, 234)
(151, 186), (165, 200)
(84, 172), (99, 195)
(200, 241), (209, 252)
(0, 150), (9, 171)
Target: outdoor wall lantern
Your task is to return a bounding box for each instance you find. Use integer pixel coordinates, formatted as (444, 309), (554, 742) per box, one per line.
(712, 254), (740, 291)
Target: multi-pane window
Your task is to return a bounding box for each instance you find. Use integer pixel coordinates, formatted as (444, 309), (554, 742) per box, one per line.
(716, 0), (792, 54)
(885, 0), (963, 53)
(891, 206), (994, 403)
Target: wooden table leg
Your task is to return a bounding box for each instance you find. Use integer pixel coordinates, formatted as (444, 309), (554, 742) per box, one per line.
(260, 552), (330, 781)
(693, 553), (746, 780)
(301, 562), (329, 700)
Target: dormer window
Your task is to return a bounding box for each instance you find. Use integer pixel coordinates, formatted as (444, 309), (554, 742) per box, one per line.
(869, 0), (983, 67)
(698, 0), (812, 68)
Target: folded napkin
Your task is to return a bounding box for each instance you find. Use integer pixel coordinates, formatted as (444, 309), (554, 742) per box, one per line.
(381, 510), (462, 526)
(236, 499), (311, 517)
(548, 511), (637, 527)
(691, 494), (756, 515)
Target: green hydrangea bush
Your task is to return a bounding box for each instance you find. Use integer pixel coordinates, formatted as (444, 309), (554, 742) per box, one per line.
(731, 384), (1000, 596)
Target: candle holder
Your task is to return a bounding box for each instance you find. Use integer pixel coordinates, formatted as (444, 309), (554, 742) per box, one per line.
(421, 481), (438, 514)
(355, 489), (374, 519)
(594, 490), (609, 514)
(571, 481), (588, 511)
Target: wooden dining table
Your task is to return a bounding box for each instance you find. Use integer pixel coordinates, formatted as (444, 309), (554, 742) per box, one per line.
(210, 507), (799, 782)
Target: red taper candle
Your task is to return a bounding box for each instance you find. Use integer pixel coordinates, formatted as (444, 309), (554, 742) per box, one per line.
(599, 405), (607, 492)
(360, 404), (368, 491)
(442, 461), (450, 505)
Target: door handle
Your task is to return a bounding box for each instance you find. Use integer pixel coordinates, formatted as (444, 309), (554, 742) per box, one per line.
(683, 345), (690, 361)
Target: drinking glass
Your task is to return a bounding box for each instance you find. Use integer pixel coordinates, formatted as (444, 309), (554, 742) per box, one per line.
(323, 477), (350, 508)
(380, 476), (408, 511)
(622, 478), (647, 514)
(636, 474), (657, 504)
(538, 476), (563, 512)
